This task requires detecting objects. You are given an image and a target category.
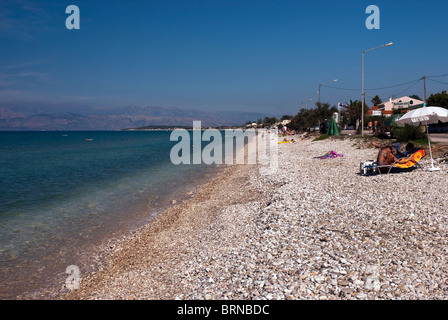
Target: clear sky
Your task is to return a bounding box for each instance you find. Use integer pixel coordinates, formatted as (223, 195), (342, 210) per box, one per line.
(1, 0), (447, 116)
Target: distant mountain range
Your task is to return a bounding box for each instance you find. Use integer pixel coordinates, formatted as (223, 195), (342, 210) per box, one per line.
(0, 105), (272, 131)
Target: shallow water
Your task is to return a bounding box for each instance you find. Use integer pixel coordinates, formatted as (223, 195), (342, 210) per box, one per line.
(0, 130), (223, 299)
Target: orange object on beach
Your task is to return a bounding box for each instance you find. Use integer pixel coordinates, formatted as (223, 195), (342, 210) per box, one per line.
(360, 148), (426, 175)
(394, 149), (426, 169)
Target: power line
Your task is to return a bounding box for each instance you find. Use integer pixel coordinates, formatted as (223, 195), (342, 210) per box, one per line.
(364, 77), (444, 103)
(321, 77), (423, 91)
(319, 73), (448, 92)
(390, 80), (422, 99)
(320, 84), (358, 91)
(426, 73), (448, 79)
(427, 78), (448, 85)
(370, 78), (423, 91)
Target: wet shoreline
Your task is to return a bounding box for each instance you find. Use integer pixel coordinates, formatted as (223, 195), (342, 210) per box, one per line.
(5, 163), (227, 300)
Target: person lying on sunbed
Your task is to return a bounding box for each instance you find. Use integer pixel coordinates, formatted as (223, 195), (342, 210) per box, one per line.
(372, 142), (416, 172)
(373, 141), (419, 158)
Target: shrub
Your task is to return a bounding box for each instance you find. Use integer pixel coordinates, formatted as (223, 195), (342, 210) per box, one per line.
(313, 134), (329, 141)
(393, 124), (427, 142)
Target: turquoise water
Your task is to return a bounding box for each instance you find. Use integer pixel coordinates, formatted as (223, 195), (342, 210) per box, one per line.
(0, 130), (221, 298)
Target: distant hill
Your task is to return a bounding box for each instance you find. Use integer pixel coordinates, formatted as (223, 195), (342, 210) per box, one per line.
(0, 105), (272, 131)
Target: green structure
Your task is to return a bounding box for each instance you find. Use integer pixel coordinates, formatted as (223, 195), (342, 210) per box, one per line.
(327, 117), (340, 135)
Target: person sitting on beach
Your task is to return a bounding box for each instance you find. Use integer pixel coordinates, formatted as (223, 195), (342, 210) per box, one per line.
(389, 142), (420, 159)
(372, 141), (418, 158)
(372, 142), (414, 172)
(401, 143), (420, 158)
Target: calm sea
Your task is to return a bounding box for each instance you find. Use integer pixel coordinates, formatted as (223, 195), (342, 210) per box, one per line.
(0, 130), (223, 299)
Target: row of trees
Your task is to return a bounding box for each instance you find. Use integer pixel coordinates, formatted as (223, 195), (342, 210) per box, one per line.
(245, 90), (446, 134)
(427, 90), (448, 109)
(287, 103), (338, 132)
(287, 89), (447, 133)
(246, 115), (293, 128)
(287, 100), (371, 133)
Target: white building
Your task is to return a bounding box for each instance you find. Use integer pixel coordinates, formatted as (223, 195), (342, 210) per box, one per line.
(370, 96), (425, 117)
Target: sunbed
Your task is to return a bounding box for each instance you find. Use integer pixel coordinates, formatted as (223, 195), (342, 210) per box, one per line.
(360, 149), (426, 175)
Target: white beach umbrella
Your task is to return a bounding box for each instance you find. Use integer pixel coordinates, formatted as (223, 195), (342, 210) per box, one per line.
(396, 106), (448, 171)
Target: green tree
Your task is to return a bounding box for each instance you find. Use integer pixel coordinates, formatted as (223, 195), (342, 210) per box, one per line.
(340, 100), (370, 134)
(281, 115), (293, 121)
(343, 100), (360, 130)
(409, 94), (422, 101)
(427, 90), (448, 109)
(393, 124), (427, 142)
(371, 95), (382, 106)
(287, 103), (337, 132)
(287, 108), (314, 132)
(262, 116), (279, 127)
(312, 102), (338, 124)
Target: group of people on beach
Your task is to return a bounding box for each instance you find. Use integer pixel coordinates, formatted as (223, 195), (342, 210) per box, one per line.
(368, 120), (379, 134)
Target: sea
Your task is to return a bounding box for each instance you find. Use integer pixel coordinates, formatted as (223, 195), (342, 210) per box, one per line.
(0, 130), (227, 299)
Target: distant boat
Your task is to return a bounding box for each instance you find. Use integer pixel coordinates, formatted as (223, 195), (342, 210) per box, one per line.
(84, 138), (93, 141)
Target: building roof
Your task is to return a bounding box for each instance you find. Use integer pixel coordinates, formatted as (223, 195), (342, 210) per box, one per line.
(375, 96), (424, 111)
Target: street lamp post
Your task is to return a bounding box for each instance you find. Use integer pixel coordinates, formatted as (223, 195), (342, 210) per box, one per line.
(361, 42), (393, 136)
(305, 96), (312, 110)
(318, 79), (338, 105)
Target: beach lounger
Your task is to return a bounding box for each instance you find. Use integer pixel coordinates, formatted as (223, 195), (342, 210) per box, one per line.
(360, 149), (426, 175)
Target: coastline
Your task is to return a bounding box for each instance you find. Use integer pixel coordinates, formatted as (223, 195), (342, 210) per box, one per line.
(64, 161), (265, 299)
(14, 160), (230, 300)
(61, 135), (448, 299)
(13, 129), (259, 299)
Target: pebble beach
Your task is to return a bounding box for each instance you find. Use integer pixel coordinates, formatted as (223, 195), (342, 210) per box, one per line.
(63, 135), (448, 300)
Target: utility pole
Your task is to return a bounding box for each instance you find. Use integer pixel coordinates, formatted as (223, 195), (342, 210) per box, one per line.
(318, 79), (338, 105)
(361, 42), (393, 137)
(423, 75), (427, 103)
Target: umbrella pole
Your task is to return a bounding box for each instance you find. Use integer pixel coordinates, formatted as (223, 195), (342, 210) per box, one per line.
(426, 123), (440, 171)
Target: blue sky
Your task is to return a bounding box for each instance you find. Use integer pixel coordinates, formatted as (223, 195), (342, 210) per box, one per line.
(1, 0), (447, 116)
